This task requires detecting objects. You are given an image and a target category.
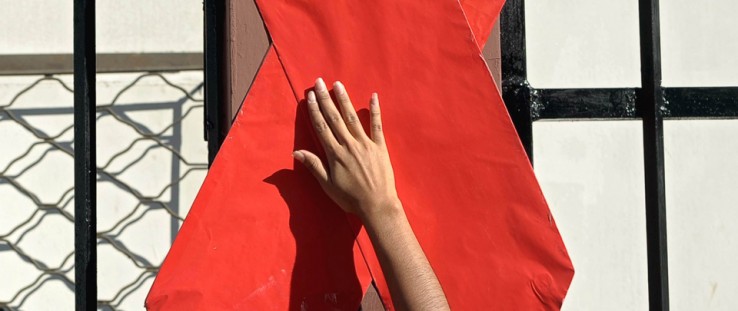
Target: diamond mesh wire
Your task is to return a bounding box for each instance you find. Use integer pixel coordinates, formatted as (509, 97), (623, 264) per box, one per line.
(0, 71), (207, 310)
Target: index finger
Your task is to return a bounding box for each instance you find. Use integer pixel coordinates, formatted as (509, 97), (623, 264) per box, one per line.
(306, 90), (339, 153)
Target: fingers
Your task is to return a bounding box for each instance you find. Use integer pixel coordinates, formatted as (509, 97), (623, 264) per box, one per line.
(369, 93), (385, 145)
(314, 78), (352, 143)
(293, 150), (329, 185)
(307, 90), (339, 152)
(333, 81), (366, 139)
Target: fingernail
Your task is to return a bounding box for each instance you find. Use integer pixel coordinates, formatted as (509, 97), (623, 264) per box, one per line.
(307, 90), (316, 103)
(292, 151), (304, 161)
(315, 78), (326, 92)
(333, 81), (344, 94)
(371, 93), (379, 105)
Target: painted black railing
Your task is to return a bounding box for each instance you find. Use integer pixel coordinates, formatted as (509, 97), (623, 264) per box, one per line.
(501, 1), (737, 311)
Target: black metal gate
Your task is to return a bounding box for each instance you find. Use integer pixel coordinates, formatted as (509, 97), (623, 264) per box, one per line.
(66, 0), (737, 310)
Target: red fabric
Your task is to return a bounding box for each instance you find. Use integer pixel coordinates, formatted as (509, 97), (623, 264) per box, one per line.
(145, 51), (373, 310)
(460, 0), (505, 48)
(146, 0), (573, 310)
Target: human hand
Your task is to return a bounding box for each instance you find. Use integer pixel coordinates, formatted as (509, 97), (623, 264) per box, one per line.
(292, 78), (401, 221)
(294, 79), (449, 310)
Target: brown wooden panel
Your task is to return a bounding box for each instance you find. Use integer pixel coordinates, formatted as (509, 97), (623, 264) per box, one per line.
(484, 20), (502, 86)
(360, 283), (385, 311)
(222, 0), (269, 135)
(221, 2), (500, 135)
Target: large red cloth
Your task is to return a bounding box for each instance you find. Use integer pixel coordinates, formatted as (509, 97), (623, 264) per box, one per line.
(146, 0), (573, 310)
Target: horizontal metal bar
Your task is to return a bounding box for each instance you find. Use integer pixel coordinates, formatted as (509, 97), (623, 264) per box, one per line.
(532, 87), (738, 120)
(664, 87), (738, 118)
(533, 88), (637, 120)
(0, 53), (203, 76)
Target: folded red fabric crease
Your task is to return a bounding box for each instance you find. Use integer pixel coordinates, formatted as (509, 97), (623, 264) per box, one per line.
(146, 0), (573, 310)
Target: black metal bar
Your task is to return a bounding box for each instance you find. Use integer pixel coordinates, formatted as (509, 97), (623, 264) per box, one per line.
(500, 0), (534, 164)
(504, 87), (738, 120)
(637, 0), (670, 309)
(532, 87), (738, 120)
(73, 0), (97, 309)
(534, 88), (638, 120)
(664, 87), (738, 118)
(204, 0), (225, 165)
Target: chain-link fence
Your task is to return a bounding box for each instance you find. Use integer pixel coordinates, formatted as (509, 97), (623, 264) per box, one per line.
(0, 70), (207, 310)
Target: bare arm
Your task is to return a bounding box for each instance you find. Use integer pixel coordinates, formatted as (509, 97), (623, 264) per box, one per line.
(292, 78), (450, 311)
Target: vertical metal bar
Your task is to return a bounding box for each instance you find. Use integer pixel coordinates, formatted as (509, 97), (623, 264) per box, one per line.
(170, 101), (183, 241)
(637, 0), (670, 310)
(204, 0), (225, 165)
(73, 0), (97, 309)
(500, 0), (534, 164)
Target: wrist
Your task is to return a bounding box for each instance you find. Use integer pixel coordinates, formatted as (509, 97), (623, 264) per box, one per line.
(359, 197), (405, 229)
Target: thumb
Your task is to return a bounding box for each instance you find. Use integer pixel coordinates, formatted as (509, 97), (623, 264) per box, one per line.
(293, 150), (329, 185)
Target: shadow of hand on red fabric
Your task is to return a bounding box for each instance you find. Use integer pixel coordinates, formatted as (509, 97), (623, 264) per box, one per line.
(262, 98), (367, 310)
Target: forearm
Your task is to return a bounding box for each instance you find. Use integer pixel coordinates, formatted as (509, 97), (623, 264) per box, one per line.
(362, 202), (450, 311)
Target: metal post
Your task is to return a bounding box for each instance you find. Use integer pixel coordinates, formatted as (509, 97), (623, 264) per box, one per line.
(500, 0), (534, 164)
(204, 0), (225, 165)
(73, 0), (97, 309)
(637, 0), (670, 310)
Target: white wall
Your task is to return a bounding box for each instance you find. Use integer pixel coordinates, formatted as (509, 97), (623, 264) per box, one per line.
(0, 0), (203, 54)
(665, 120), (738, 310)
(661, 0), (738, 87)
(534, 121), (649, 310)
(526, 0), (641, 88)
